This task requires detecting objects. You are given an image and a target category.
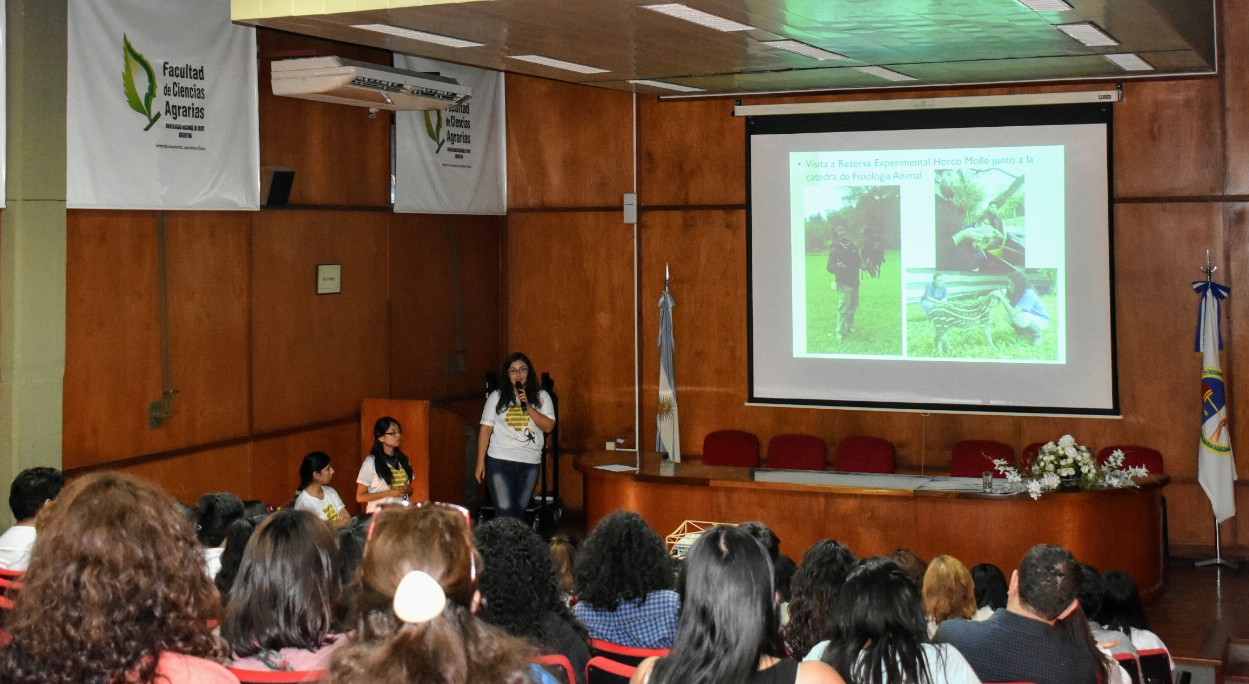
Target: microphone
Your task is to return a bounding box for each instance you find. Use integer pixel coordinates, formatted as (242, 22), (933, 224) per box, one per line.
(515, 381), (527, 410)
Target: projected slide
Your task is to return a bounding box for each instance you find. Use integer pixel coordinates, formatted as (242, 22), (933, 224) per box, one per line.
(792, 147), (1063, 363)
(748, 104), (1116, 414)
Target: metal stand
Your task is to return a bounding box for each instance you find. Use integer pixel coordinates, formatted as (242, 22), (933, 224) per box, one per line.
(1195, 519), (1240, 568)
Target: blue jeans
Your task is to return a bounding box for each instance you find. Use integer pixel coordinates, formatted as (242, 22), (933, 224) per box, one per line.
(486, 456), (540, 520)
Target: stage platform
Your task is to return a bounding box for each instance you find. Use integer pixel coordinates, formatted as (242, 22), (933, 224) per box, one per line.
(1152, 558), (1248, 683)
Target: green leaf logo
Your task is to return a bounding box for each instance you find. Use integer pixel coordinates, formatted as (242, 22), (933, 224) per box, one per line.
(122, 35), (161, 131)
(423, 110), (446, 153)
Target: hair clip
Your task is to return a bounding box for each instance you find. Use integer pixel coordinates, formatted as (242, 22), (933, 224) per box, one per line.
(393, 570), (447, 624)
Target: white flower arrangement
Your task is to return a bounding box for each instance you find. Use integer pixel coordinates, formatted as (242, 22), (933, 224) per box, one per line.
(992, 434), (1149, 500)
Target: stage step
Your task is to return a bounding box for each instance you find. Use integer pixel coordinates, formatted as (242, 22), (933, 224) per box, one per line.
(1224, 638), (1249, 682)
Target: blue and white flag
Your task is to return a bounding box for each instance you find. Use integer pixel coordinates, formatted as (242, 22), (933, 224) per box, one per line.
(657, 280), (681, 462)
(1195, 280), (1236, 523)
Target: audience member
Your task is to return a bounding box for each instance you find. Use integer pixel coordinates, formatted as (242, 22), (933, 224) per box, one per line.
(224, 510), (343, 672)
(890, 548), (928, 588)
(739, 520), (781, 561)
(922, 555), (977, 637)
(475, 517), (591, 684)
(775, 555), (798, 604)
(806, 558), (980, 684)
(242, 500), (271, 518)
(0, 466), (64, 571)
(632, 525), (842, 684)
(549, 533), (577, 604)
(572, 511), (679, 649)
(934, 544), (1109, 684)
(784, 539), (857, 658)
(196, 492), (245, 580)
(214, 515), (261, 600)
(328, 502), (554, 683)
(0, 472), (234, 683)
(335, 514), (372, 624)
(1098, 570), (1174, 670)
(1077, 564), (1137, 658)
(293, 450), (351, 527)
(969, 563), (1007, 620)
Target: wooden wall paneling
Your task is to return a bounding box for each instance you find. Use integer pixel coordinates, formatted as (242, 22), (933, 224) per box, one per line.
(429, 406), (474, 505)
(1114, 78), (1224, 198)
(256, 29), (392, 207)
(1224, 0), (1249, 195)
(63, 212), (162, 468)
(250, 421), (360, 512)
(1232, 203), (1249, 482)
(504, 74), (634, 210)
(504, 211), (635, 451)
(251, 211), (390, 432)
(111, 443), (253, 506)
(388, 213), (504, 400)
(164, 212), (251, 446)
(639, 97), (745, 208)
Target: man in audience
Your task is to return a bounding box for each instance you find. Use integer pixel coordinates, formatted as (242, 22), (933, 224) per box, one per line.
(934, 543), (1100, 684)
(0, 467), (65, 570)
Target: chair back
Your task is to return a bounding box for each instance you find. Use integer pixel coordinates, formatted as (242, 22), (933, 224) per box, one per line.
(1098, 445), (1165, 475)
(0, 568), (22, 579)
(835, 435), (897, 474)
(588, 639), (669, 667)
(702, 430), (760, 468)
(950, 440), (1014, 478)
(225, 668), (327, 683)
(1115, 652), (1143, 684)
(535, 653), (576, 684)
(766, 434), (827, 471)
(1136, 648), (1171, 684)
(1020, 442), (1045, 472)
(586, 655), (638, 684)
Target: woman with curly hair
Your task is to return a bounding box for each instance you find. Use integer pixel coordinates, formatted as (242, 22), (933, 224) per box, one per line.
(223, 509), (343, 672)
(572, 510), (678, 649)
(631, 525), (842, 684)
(922, 555), (977, 637)
(784, 539), (857, 659)
(328, 502), (556, 683)
(476, 517), (591, 683)
(807, 558), (980, 684)
(0, 472), (235, 683)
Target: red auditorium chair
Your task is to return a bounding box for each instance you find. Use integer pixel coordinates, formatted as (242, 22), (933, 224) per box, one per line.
(834, 435), (897, 474)
(586, 655), (637, 684)
(949, 439), (1014, 478)
(765, 434), (827, 471)
(1097, 445), (1164, 474)
(701, 429), (760, 468)
(1020, 441), (1045, 473)
(535, 653), (576, 684)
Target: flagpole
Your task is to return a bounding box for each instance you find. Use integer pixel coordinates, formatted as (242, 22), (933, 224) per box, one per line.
(1194, 250), (1240, 569)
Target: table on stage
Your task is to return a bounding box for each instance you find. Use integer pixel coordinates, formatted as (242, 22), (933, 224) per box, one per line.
(575, 451), (1169, 599)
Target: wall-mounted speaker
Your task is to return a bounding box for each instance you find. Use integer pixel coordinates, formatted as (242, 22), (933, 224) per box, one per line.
(260, 166), (295, 207)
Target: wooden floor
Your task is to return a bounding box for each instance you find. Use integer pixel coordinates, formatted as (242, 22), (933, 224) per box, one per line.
(1150, 557), (1249, 671)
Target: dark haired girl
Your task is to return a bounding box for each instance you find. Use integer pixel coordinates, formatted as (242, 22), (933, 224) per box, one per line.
(475, 352), (556, 520)
(355, 416), (415, 513)
(632, 525), (841, 684)
(224, 509), (343, 672)
(807, 558), (979, 684)
(294, 451), (351, 527)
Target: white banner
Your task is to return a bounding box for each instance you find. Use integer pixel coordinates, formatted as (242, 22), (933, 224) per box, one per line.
(67, 0), (259, 210)
(393, 56), (505, 214)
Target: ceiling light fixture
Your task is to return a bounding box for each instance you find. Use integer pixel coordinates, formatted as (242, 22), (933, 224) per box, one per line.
(628, 79), (704, 92)
(1017, 0), (1073, 11)
(1105, 53), (1153, 71)
(642, 4), (756, 32)
(762, 40), (846, 60)
(854, 66), (917, 81)
(733, 88), (1122, 116)
(352, 24), (483, 48)
(509, 54), (609, 74)
(1056, 22), (1119, 47)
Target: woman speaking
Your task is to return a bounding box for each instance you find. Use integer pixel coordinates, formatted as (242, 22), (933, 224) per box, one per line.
(476, 352), (556, 520)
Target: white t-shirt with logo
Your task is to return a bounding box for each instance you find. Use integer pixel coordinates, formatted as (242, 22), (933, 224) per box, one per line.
(356, 455), (411, 513)
(480, 389), (555, 465)
(293, 486), (348, 524)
